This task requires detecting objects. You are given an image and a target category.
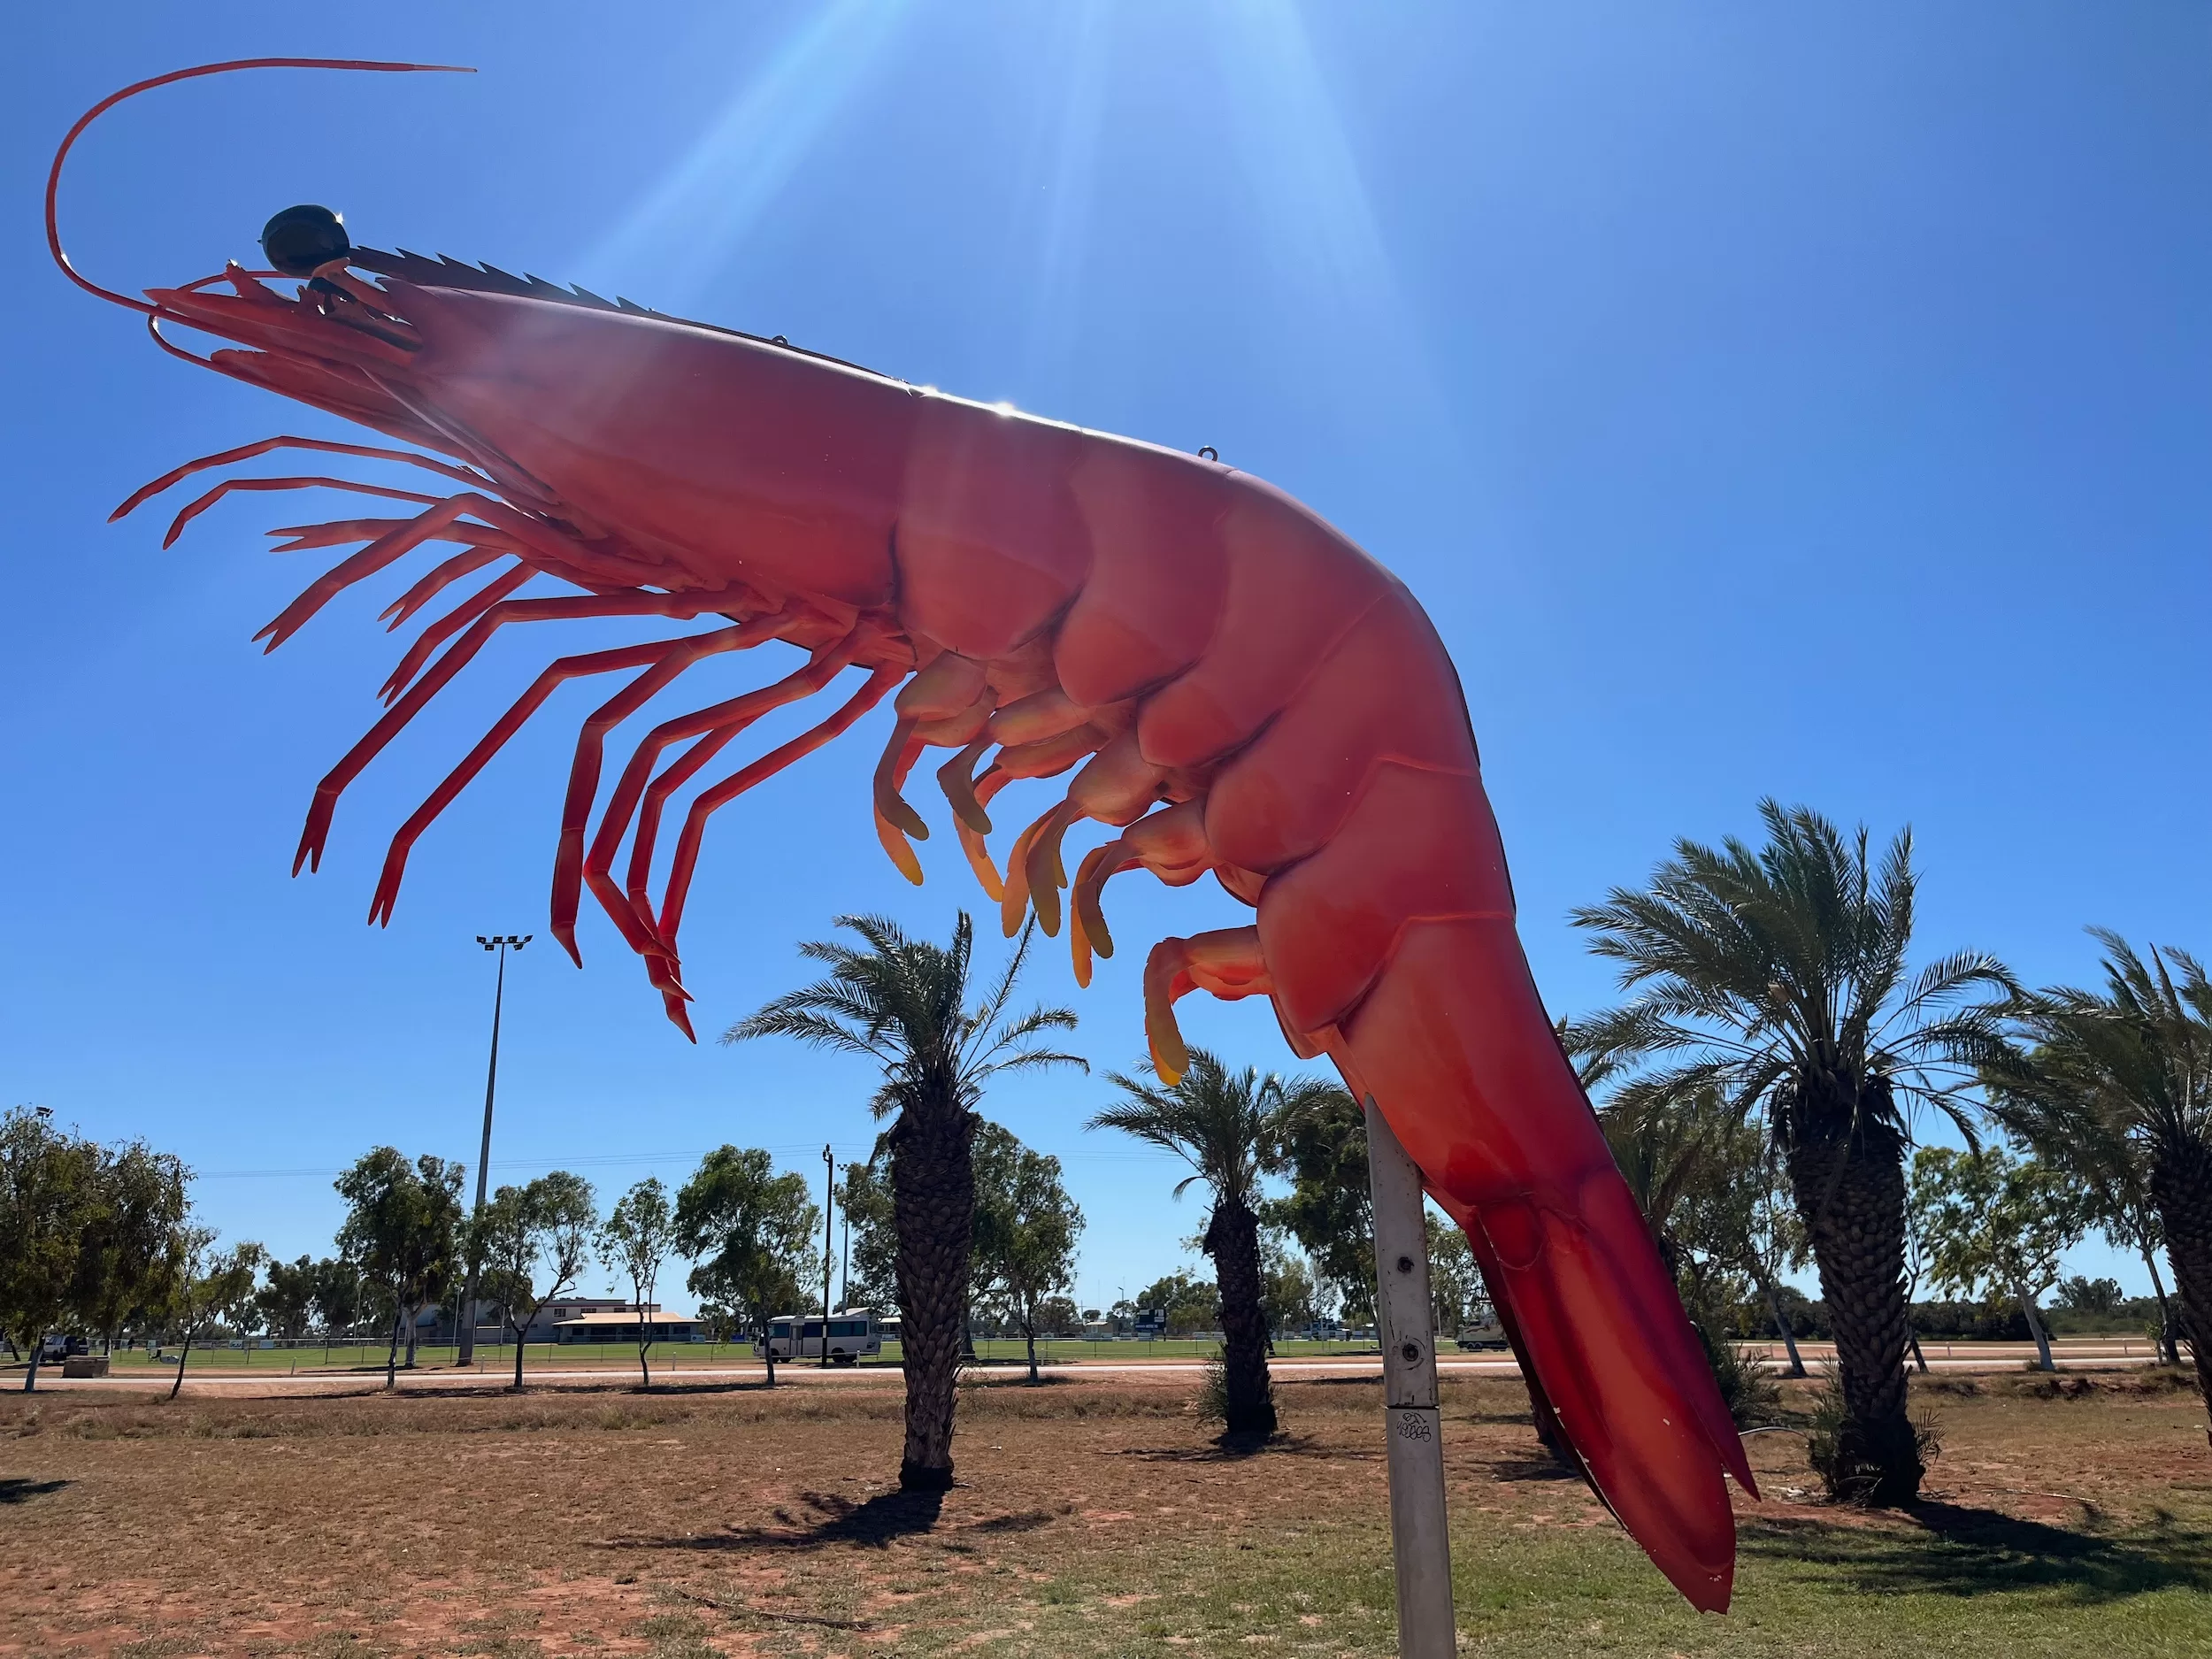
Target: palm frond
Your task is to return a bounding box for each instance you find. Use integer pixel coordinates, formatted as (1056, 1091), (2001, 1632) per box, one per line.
(1571, 802), (2016, 1159)
(722, 1003), (890, 1060)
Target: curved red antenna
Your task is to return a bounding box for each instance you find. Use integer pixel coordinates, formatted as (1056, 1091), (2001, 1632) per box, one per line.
(47, 58), (475, 314)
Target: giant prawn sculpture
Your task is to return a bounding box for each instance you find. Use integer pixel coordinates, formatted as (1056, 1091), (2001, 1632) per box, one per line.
(51, 60), (1754, 1609)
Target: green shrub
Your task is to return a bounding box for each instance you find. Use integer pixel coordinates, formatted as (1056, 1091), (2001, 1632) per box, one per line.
(1194, 1349), (1228, 1425)
(1694, 1321), (1781, 1427)
(1804, 1368), (1941, 1503)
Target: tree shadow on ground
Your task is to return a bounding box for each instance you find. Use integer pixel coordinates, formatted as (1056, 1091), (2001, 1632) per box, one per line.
(1741, 1502), (2212, 1603)
(0, 1479), (70, 1503)
(1111, 1433), (1367, 1464)
(604, 1487), (950, 1553)
(1488, 1457), (1583, 1484)
(613, 1378), (782, 1397)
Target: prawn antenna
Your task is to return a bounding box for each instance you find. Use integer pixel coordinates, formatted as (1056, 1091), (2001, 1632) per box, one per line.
(47, 58), (475, 314)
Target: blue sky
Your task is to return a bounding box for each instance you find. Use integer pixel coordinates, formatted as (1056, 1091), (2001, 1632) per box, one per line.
(6, 4), (2208, 1310)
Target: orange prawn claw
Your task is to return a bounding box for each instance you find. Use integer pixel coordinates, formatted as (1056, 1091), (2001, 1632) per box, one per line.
(936, 737), (995, 835)
(952, 764), (1010, 904)
(872, 719), (928, 884)
(1142, 928), (1273, 1086)
(1022, 801), (1079, 938)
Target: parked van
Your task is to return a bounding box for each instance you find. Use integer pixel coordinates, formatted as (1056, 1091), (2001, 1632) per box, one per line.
(754, 1310), (882, 1365)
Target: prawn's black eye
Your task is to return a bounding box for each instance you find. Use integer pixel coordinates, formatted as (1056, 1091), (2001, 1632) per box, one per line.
(260, 204), (350, 277)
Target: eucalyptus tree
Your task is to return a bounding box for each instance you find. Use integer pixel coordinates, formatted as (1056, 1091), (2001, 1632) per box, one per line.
(1597, 1084), (1763, 1328)
(728, 913), (1081, 1488)
(1261, 1082), (1373, 1325)
(1744, 1163), (1811, 1378)
(474, 1171), (597, 1391)
(1985, 933), (2212, 1409)
(599, 1177), (679, 1386)
(1568, 802), (2013, 1503)
(72, 1140), (191, 1357)
(1091, 1050), (1333, 1436)
(309, 1257), (365, 1338)
(2085, 1184), (2184, 1363)
(1262, 1234), (1323, 1337)
(334, 1149), (465, 1386)
(0, 1108), (104, 1390)
(970, 1124), (1084, 1382)
(833, 1156), (899, 1314)
(164, 1232), (265, 1401)
(1909, 1145), (2088, 1371)
(1425, 1217), (1484, 1340)
(675, 1147), (818, 1386)
(1594, 1083), (1792, 1419)
(254, 1256), (319, 1343)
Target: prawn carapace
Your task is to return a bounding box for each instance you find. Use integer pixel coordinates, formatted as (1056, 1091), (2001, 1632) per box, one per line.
(52, 59), (1754, 1609)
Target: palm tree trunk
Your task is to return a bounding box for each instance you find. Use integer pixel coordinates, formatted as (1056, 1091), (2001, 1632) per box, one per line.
(2147, 1138), (2212, 1434)
(890, 1101), (975, 1489)
(1788, 1126), (1924, 1503)
(1203, 1197), (1277, 1437)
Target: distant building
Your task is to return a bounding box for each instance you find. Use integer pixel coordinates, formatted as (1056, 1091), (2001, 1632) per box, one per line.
(426, 1297), (683, 1345)
(551, 1307), (708, 1345)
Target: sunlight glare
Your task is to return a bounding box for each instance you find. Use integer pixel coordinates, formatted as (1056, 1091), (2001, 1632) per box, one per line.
(584, 0), (916, 307)
(1018, 0), (1112, 387)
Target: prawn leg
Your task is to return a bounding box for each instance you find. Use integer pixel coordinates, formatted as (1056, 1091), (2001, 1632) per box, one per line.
(649, 664), (904, 1019)
(547, 612), (793, 955)
(582, 631), (871, 957)
(296, 591), (734, 873)
(110, 434), (491, 521)
(159, 475), (441, 550)
(366, 636), (683, 925)
(1142, 926), (1274, 1085)
(379, 564), (535, 702)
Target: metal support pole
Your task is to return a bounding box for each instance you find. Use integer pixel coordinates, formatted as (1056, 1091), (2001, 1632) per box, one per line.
(459, 934), (527, 1365)
(1365, 1097), (1456, 1659)
(820, 1144), (835, 1366)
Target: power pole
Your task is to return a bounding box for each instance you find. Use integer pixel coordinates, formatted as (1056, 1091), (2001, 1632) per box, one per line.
(820, 1144), (835, 1366)
(1365, 1097), (1455, 1657)
(457, 934), (529, 1366)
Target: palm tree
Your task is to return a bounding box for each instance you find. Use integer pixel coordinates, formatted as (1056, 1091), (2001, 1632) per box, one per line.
(1984, 932), (2212, 1416)
(1090, 1051), (1330, 1437)
(1566, 801), (2012, 1503)
(726, 913), (1082, 1490)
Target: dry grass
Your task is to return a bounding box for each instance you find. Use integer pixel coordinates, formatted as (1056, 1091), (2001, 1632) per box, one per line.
(0, 1369), (2206, 1656)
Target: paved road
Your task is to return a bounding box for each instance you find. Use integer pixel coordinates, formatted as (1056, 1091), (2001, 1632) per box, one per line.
(35, 1341), (2168, 1395)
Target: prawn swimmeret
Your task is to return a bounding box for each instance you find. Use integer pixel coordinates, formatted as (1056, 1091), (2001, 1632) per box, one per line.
(52, 60), (1754, 1608)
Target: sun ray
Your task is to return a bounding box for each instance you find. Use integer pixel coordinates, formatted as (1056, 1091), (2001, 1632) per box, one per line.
(582, 0), (918, 307)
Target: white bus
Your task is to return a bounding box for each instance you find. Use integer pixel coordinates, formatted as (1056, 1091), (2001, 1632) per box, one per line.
(755, 1310), (883, 1365)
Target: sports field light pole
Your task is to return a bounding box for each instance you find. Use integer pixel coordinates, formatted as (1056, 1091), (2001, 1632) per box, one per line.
(819, 1144), (835, 1366)
(1365, 1097), (1455, 1658)
(457, 933), (530, 1367)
